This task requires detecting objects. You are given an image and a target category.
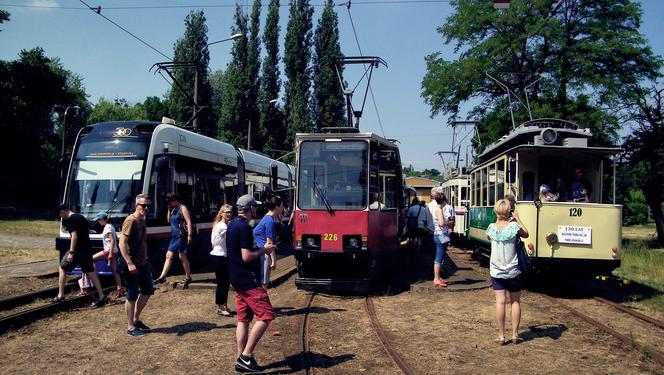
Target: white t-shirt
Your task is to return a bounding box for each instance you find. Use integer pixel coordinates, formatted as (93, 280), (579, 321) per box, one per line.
(210, 220), (228, 257)
(102, 223), (119, 254)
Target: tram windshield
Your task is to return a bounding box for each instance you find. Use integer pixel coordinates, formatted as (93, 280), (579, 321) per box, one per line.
(66, 140), (147, 219)
(298, 140), (368, 210)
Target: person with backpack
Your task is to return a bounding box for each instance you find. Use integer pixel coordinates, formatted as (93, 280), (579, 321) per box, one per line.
(155, 193), (193, 286)
(406, 198), (427, 245)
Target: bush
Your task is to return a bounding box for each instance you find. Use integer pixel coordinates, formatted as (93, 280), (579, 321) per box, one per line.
(623, 189), (649, 225)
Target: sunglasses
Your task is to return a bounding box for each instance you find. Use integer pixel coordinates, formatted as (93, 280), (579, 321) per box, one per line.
(137, 203), (152, 210)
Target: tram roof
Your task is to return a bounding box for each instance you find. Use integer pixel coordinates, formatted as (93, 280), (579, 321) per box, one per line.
(471, 144), (623, 170)
(476, 118), (622, 163)
(295, 131), (398, 148)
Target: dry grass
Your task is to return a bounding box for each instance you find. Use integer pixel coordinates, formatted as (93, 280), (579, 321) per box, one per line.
(0, 220), (59, 238)
(623, 224), (658, 240)
(0, 248), (58, 266)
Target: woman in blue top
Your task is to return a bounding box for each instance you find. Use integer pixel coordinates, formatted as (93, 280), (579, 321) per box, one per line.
(486, 198), (529, 345)
(253, 195), (283, 289)
(155, 193), (193, 285)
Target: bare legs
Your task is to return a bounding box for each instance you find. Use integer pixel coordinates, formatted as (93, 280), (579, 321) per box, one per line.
(494, 290), (521, 340)
(236, 321), (270, 357)
(125, 294), (151, 330)
(57, 268), (67, 298)
(158, 251), (191, 280)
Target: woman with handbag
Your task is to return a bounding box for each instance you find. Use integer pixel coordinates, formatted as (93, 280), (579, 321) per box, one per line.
(486, 199), (529, 345)
(155, 193), (193, 286)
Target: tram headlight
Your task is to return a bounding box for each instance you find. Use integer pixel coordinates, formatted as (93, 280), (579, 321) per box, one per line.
(540, 128), (557, 144)
(302, 234), (320, 250)
(545, 232), (558, 246)
(343, 235), (362, 250)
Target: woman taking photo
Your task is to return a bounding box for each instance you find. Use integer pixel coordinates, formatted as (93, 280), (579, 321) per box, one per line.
(211, 204), (233, 316)
(486, 199), (529, 345)
(155, 193), (193, 285)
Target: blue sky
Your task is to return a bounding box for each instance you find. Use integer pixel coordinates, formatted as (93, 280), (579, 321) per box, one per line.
(1, 0), (663, 170)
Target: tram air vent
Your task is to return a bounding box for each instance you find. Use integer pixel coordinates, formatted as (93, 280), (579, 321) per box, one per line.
(563, 138), (588, 147)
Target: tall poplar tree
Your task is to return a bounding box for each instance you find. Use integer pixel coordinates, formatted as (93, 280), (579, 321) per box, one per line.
(284, 0), (314, 144)
(258, 0), (286, 158)
(246, 0), (262, 150)
(313, 0), (345, 130)
(218, 5), (249, 147)
(167, 10), (215, 136)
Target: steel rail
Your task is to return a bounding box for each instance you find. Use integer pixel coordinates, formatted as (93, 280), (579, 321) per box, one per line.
(0, 283), (80, 311)
(593, 296), (664, 330)
(0, 285), (116, 334)
(542, 295), (664, 367)
(300, 292), (316, 375)
(365, 297), (416, 375)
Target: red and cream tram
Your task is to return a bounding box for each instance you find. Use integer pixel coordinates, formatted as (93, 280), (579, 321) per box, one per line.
(293, 128), (404, 292)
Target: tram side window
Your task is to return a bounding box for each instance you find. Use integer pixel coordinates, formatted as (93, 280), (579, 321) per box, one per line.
(522, 172), (535, 201)
(488, 164), (496, 206)
(460, 187), (468, 205)
(369, 143), (380, 210)
(496, 159), (505, 202)
(472, 171), (479, 206)
(378, 149), (398, 210)
(481, 168), (488, 206)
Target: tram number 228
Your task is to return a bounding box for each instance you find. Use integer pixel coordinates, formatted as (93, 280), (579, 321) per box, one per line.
(569, 207), (583, 217)
(323, 233), (338, 241)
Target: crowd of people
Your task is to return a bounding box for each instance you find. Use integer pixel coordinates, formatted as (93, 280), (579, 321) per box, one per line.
(55, 192), (283, 372)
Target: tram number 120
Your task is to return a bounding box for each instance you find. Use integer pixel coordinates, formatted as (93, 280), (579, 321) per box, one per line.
(569, 208), (583, 217)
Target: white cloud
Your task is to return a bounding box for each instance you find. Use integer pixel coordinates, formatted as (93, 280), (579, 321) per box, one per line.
(28, 0), (61, 11)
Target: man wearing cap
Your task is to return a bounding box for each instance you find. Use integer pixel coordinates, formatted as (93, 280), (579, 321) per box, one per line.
(227, 194), (276, 373)
(54, 204), (107, 306)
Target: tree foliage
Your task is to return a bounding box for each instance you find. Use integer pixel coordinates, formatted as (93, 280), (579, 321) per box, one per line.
(623, 83), (664, 244)
(87, 98), (147, 124)
(313, 0), (345, 130)
(142, 96), (169, 121)
(284, 0), (314, 142)
(218, 5), (250, 148)
(0, 9), (9, 31)
(246, 0), (263, 150)
(167, 10), (215, 136)
(422, 0), (661, 152)
(0, 48), (88, 206)
(258, 0), (286, 158)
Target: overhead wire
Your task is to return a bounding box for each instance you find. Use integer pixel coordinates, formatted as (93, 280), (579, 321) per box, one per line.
(344, 2), (386, 137)
(78, 0), (171, 60)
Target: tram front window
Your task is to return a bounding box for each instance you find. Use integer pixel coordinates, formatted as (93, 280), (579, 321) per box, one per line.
(66, 140), (146, 219)
(298, 141), (368, 210)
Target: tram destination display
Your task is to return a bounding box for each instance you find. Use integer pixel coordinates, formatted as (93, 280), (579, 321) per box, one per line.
(558, 225), (592, 245)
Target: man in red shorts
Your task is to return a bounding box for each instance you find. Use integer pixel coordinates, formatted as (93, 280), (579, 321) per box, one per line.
(227, 194), (276, 373)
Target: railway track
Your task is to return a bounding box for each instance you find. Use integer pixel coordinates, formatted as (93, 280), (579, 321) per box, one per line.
(0, 285), (116, 334)
(298, 292), (416, 375)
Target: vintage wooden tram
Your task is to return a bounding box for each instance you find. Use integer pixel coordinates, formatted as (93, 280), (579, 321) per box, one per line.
(467, 118), (622, 273)
(439, 168), (470, 242)
(293, 127), (404, 292)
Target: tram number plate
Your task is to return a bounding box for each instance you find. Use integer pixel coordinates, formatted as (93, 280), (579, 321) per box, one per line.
(323, 233), (338, 241)
(558, 225), (592, 245)
(569, 207), (583, 217)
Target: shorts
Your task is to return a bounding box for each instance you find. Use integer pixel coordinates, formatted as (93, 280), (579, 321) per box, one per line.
(235, 286), (274, 323)
(69, 251), (94, 273)
(491, 276), (523, 292)
(433, 235), (449, 265)
(119, 259), (155, 301)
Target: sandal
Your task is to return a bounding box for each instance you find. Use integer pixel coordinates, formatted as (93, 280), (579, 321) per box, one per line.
(94, 296), (108, 308)
(433, 279), (447, 288)
(511, 336), (524, 344)
(182, 277), (192, 289)
(51, 296), (65, 304)
(494, 337), (507, 345)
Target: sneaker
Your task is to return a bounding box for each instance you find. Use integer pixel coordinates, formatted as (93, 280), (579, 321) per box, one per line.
(127, 328), (145, 337)
(235, 354), (261, 373)
(153, 277), (166, 285)
(133, 320), (151, 332)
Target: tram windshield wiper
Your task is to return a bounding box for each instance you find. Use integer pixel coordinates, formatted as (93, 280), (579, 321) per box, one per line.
(312, 179), (334, 216)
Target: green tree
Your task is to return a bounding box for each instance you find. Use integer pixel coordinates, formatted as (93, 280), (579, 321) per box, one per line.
(258, 0), (286, 158)
(167, 10), (215, 136)
(0, 9), (9, 31)
(284, 0), (314, 143)
(246, 0), (262, 150)
(313, 0), (345, 130)
(623, 84), (664, 244)
(218, 5), (249, 147)
(143, 96), (169, 121)
(422, 0), (661, 153)
(87, 98), (147, 124)
(210, 69), (225, 124)
(0, 48), (89, 207)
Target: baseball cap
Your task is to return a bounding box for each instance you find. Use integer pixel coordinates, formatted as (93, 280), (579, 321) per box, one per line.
(93, 211), (108, 222)
(55, 203), (69, 213)
(236, 194), (261, 210)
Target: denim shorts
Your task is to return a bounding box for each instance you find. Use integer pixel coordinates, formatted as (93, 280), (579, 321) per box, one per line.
(433, 235), (449, 265)
(491, 276), (523, 292)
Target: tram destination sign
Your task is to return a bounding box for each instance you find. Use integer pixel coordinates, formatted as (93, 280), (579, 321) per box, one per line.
(558, 225), (592, 245)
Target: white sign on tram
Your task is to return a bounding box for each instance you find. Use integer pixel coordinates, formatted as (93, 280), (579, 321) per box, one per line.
(558, 225), (592, 245)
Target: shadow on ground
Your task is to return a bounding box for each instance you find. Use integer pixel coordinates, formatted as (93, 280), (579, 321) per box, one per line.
(151, 321), (235, 336)
(260, 352), (355, 374)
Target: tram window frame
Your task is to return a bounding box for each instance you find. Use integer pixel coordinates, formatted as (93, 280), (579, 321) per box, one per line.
(378, 149), (398, 210)
(496, 158), (505, 202)
(488, 163), (496, 206)
(480, 167), (488, 206)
